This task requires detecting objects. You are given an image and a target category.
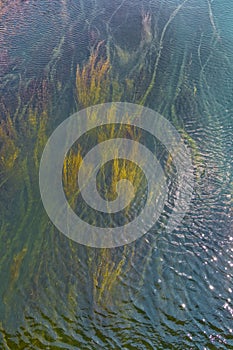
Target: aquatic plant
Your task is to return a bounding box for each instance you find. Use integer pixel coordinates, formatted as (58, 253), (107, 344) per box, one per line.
(140, 0), (189, 105)
(76, 41), (111, 109)
(0, 115), (19, 172)
(70, 42), (151, 306)
(61, 33), (204, 310)
(141, 10), (152, 44)
(0, 89), (51, 319)
(63, 146), (83, 207)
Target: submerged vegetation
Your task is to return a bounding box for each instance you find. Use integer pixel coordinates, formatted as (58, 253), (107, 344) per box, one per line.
(0, 0), (207, 301)
(1, 0), (232, 347)
(76, 41), (111, 108)
(0, 115), (19, 172)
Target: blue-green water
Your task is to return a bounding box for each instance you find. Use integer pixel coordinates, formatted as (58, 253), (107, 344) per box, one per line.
(1, 0), (232, 348)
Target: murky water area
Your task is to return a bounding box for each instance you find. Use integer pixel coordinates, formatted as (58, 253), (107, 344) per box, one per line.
(1, 0), (232, 348)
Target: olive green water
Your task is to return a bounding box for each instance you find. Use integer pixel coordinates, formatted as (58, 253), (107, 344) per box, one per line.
(0, 0), (232, 349)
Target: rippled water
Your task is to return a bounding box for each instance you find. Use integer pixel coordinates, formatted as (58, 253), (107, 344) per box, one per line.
(1, 0), (232, 348)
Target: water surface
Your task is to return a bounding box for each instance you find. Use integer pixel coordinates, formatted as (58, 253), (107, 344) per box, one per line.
(1, 0), (232, 348)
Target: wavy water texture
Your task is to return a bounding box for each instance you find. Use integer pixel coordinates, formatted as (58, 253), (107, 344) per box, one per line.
(0, 0), (232, 349)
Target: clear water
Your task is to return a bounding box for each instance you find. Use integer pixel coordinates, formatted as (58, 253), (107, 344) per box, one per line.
(1, 0), (232, 348)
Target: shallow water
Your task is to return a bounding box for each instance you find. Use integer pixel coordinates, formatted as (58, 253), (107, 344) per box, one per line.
(1, 0), (232, 349)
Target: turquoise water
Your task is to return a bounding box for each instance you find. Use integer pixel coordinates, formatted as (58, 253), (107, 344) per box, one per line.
(1, 0), (232, 348)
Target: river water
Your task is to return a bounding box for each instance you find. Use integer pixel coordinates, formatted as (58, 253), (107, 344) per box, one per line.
(1, 0), (232, 348)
